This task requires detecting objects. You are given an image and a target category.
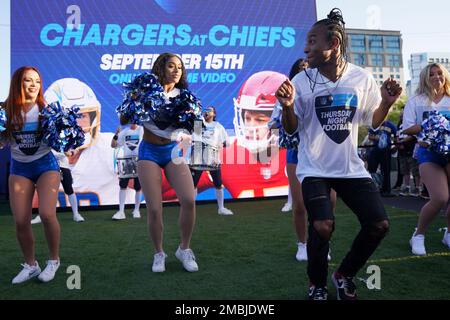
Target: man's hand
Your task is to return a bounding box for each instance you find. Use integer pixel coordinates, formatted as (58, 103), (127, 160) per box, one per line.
(276, 79), (295, 108)
(381, 78), (402, 106)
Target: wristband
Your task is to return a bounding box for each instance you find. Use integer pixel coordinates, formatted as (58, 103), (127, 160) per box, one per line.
(113, 135), (118, 140)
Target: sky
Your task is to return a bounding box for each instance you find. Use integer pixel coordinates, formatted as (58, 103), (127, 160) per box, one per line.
(1, 0), (450, 100)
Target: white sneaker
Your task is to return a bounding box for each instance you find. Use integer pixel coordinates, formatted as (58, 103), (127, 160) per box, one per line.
(38, 260), (60, 282)
(132, 209), (141, 218)
(12, 262), (41, 284)
(281, 202), (292, 212)
(218, 207), (233, 215)
(152, 252), (168, 273)
(175, 247), (199, 272)
(112, 211), (126, 220)
(410, 231), (426, 256)
(31, 215), (42, 224)
(296, 242), (308, 261)
(73, 213), (85, 222)
(442, 228), (450, 249)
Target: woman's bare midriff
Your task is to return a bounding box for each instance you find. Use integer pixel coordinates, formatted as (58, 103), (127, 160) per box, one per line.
(143, 129), (172, 145)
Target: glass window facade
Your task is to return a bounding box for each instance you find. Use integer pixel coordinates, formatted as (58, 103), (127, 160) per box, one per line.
(370, 54), (383, 66)
(368, 35), (383, 53)
(353, 53), (367, 66)
(386, 55), (401, 67)
(350, 34), (366, 52)
(384, 36), (400, 54)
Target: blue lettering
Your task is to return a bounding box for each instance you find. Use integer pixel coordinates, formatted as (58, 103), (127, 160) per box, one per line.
(200, 72), (236, 83)
(281, 27), (295, 48)
(175, 24), (191, 46)
(81, 24), (101, 46)
(157, 24), (175, 45)
(103, 24), (121, 46)
(62, 24), (85, 46)
(255, 26), (270, 47)
(209, 25), (229, 46)
(268, 27), (282, 47)
(247, 26), (257, 46)
(109, 73), (140, 85)
(143, 24), (160, 45)
(122, 24), (144, 46)
(229, 26), (248, 46)
(40, 23), (64, 46)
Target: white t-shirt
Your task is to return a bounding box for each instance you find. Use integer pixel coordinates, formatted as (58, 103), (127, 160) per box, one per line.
(10, 104), (51, 162)
(116, 126), (143, 157)
(201, 121), (227, 148)
(291, 63), (381, 182)
(403, 94), (450, 130)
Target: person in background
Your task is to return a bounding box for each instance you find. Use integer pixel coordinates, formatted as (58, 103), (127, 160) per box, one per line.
(402, 63), (450, 255)
(367, 119), (397, 197)
(190, 106), (234, 215)
(111, 124), (144, 220)
(396, 110), (420, 197)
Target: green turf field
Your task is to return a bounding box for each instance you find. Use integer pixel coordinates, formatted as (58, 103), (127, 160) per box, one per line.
(0, 198), (449, 300)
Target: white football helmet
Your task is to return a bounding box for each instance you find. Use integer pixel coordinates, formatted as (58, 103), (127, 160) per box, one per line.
(233, 71), (286, 153)
(44, 78), (101, 149)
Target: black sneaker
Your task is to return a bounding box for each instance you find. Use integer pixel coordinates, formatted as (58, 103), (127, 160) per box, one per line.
(331, 272), (357, 300)
(308, 285), (328, 300)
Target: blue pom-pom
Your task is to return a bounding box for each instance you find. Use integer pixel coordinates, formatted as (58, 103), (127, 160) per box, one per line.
(117, 72), (203, 132)
(116, 73), (166, 125)
(279, 128), (300, 150)
(269, 116), (299, 149)
(162, 89), (203, 132)
(41, 102), (85, 152)
(419, 111), (450, 155)
(0, 106), (6, 132)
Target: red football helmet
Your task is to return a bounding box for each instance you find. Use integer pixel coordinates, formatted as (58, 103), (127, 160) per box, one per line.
(233, 71), (287, 153)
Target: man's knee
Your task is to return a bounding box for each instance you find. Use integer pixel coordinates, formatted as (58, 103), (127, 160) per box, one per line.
(313, 220), (334, 240)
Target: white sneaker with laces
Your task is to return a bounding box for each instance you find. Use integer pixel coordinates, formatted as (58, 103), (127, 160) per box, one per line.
(152, 252), (168, 272)
(38, 260), (60, 282)
(31, 215), (42, 224)
(442, 228), (450, 249)
(112, 211), (126, 220)
(73, 213), (85, 222)
(175, 247), (199, 272)
(218, 207), (233, 215)
(281, 202), (292, 212)
(132, 209), (141, 218)
(12, 262), (41, 284)
(410, 231), (426, 256)
(296, 242), (308, 261)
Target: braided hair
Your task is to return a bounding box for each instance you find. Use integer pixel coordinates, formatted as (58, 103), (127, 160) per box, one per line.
(313, 8), (348, 64)
(304, 8), (348, 92)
